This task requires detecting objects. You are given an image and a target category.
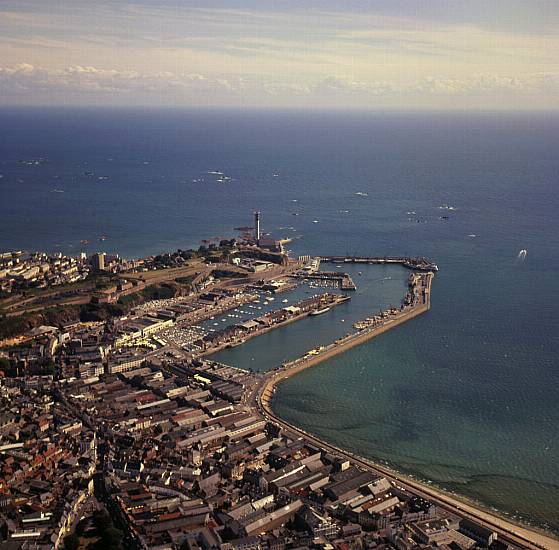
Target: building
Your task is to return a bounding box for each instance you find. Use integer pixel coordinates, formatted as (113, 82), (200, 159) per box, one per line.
(459, 518), (498, 547)
(91, 252), (106, 271)
(108, 354), (146, 374)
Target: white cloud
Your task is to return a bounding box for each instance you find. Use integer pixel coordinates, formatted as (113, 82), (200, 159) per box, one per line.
(1, 63), (558, 108)
(0, 64), (237, 96)
(0, 2), (558, 108)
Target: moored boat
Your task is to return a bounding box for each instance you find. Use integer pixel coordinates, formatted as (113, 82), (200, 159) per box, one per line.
(310, 307), (330, 316)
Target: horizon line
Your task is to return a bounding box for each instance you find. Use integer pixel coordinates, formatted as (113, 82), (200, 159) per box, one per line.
(1, 104), (559, 115)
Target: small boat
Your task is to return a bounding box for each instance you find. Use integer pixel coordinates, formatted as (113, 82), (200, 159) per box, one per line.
(310, 307), (330, 316)
(282, 299), (288, 304)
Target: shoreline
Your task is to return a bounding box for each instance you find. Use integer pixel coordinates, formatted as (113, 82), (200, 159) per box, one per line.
(262, 397), (559, 550)
(255, 273), (559, 550)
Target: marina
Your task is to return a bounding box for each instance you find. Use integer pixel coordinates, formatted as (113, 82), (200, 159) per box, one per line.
(199, 293), (351, 357)
(291, 270), (357, 290)
(209, 262), (408, 371)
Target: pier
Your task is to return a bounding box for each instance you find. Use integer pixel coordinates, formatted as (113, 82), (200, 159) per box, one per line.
(253, 268), (559, 550)
(320, 255), (438, 271)
(197, 293), (351, 358)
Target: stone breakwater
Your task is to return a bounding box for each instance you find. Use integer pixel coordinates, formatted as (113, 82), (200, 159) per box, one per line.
(260, 271), (432, 402)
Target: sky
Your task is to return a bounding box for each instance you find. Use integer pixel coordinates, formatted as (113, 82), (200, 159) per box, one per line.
(0, 0), (558, 110)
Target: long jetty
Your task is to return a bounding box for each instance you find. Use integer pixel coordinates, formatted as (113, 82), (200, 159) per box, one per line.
(259, 272), (433, 403)
(320, 255), (438, 271)
(290, 271), (357, 290)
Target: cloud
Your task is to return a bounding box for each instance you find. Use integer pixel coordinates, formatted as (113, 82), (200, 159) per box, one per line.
(413, 74), (558, 95)
(1, 63), (558, 108)
(0, 2), (558, 109)
(313, 76), (394, 95)
(0, 63), (237, 96)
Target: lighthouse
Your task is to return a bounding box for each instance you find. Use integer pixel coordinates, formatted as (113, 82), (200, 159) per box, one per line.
(254, 211), (261, 245)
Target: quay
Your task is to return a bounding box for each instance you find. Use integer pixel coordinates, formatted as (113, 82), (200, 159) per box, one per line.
(259, 272), (433, 400)
(320, 255), (438, 271)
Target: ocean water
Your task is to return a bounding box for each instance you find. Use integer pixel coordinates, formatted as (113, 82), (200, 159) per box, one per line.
(1, 108), (558, 533)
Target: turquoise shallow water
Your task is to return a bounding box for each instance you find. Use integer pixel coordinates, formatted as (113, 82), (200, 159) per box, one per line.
(1, 109), (558, 533)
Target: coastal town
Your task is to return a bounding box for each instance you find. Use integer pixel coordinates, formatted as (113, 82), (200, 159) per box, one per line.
(0, 214), (556, 550)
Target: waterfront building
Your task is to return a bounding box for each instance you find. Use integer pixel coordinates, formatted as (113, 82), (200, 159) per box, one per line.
(459, 518), (498, 547)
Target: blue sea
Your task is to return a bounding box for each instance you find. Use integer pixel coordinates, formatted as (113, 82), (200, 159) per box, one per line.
(1, 108), (558, 533)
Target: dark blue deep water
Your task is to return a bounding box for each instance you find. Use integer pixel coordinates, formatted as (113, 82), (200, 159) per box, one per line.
(1, 108), (558, 532)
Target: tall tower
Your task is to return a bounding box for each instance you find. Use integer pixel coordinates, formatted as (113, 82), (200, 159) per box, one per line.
(92, 252), (106, 271)
(254, 211), (261, 244)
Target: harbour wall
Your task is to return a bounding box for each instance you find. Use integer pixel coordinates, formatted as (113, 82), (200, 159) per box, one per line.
(261, 272), (432, 390)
